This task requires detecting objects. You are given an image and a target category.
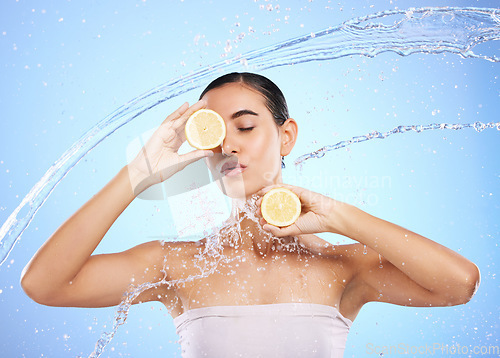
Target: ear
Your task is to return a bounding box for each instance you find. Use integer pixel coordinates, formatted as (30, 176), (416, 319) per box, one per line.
(279, 118), (298, 157)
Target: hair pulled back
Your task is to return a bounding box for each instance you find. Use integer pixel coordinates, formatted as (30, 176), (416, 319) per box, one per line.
(199, 72), (289, 127)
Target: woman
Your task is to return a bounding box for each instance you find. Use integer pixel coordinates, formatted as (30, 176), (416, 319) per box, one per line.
(21, 72), (480, 357)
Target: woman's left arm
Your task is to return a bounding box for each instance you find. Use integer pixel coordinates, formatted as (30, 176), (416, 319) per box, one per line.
(329, 203), (480, 306)
(256, 184), (480, 307)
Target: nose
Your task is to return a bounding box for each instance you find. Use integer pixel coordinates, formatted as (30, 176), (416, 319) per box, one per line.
(220, 126), (238, 157)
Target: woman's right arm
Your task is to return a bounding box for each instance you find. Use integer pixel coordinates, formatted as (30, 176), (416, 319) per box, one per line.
(20, 100), (213, 308)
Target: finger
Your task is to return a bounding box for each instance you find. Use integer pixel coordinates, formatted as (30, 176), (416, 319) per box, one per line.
(172, 99), (207, 130)
(177, 149), (214, 169)
(262, 223), (293, 238)
(144, 102), (190, 146)
(162, 102), (190, 125)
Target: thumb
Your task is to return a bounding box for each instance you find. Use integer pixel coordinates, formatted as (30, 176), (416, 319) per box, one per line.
(178, 150), (213, 168)
(262, 223), (295, 238)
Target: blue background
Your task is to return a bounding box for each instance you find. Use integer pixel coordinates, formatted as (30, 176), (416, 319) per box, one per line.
(1, 0), (498, 357)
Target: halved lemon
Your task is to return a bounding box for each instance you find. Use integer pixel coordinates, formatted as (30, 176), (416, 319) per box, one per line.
(185, 109), (226, 150)
(261, 187), (302, 227)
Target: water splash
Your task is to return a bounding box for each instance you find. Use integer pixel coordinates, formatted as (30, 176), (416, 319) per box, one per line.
(2, 7), (499, 266)
(88, 194), (272, 357)
(294, 121), (500, 167)
(88, 280), (162, 358)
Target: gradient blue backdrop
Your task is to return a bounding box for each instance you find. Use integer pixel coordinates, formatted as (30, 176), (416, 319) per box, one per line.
(1, 0), (498, 357)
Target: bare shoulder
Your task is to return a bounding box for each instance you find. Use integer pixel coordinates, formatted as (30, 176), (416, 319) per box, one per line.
(297, 233), (362, 261)
(297, 235), (359, 277)
(125, 239), (208, 307)
(325, 242), (385, 284)
(127, 239), (206, 271)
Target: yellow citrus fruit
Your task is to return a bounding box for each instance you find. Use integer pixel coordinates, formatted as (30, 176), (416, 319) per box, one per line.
(261, 187), (301, 227)
(185, 109), (226, 150)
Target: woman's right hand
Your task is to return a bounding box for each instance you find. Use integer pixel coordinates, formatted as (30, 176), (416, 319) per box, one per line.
(127, 100), (214, 196)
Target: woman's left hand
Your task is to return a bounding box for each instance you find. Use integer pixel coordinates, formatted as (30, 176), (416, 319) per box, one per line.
(255, 184), (347, 238)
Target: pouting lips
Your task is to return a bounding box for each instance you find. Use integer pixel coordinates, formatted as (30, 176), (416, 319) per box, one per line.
(220, 161), (247, 174)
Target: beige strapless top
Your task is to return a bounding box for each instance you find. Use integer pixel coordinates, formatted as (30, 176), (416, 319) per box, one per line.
(174, 302), (352, 357)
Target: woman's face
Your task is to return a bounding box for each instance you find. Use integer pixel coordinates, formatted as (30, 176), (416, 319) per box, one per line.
(202, 82), (285, 200)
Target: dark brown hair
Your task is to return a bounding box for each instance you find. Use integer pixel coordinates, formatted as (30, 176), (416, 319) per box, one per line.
(199, 72), (289, 127)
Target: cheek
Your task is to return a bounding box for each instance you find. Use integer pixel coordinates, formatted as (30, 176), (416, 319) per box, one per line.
(250, 134), (281, 167)
(250, 135), (273, 158)
(256, 127), (279, 147)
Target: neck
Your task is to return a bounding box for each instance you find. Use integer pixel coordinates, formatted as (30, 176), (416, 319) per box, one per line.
(222, 171), (288, 256)
(227, 194), (296, 257)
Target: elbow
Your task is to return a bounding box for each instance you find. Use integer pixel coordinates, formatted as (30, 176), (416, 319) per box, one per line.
(20, 266), (60, 306)
(462, 262), (481, 303)
(449, 262), (481, 306)
(20, 270), (37, 303)
(20, 268), (44, 305)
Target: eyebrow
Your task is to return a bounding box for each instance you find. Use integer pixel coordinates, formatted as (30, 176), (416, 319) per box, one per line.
(231, 109), (259, 119)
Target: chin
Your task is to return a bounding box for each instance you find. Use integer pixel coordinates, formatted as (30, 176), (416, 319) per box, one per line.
(214, 175), (268, 200)
(212, 174), (244, 198)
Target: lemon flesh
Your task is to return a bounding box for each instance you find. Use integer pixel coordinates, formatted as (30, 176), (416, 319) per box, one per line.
(185, 109), (226, 150)
(261, 188), (301, 227)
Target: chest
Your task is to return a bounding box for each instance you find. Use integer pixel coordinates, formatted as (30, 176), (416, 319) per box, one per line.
(174, 251), (348, 310)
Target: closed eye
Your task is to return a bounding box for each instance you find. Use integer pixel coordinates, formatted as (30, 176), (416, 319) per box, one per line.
(238, 127), (254, 132)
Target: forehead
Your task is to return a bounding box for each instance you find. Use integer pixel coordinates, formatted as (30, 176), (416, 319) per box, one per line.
(202, 82), (268, 115)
